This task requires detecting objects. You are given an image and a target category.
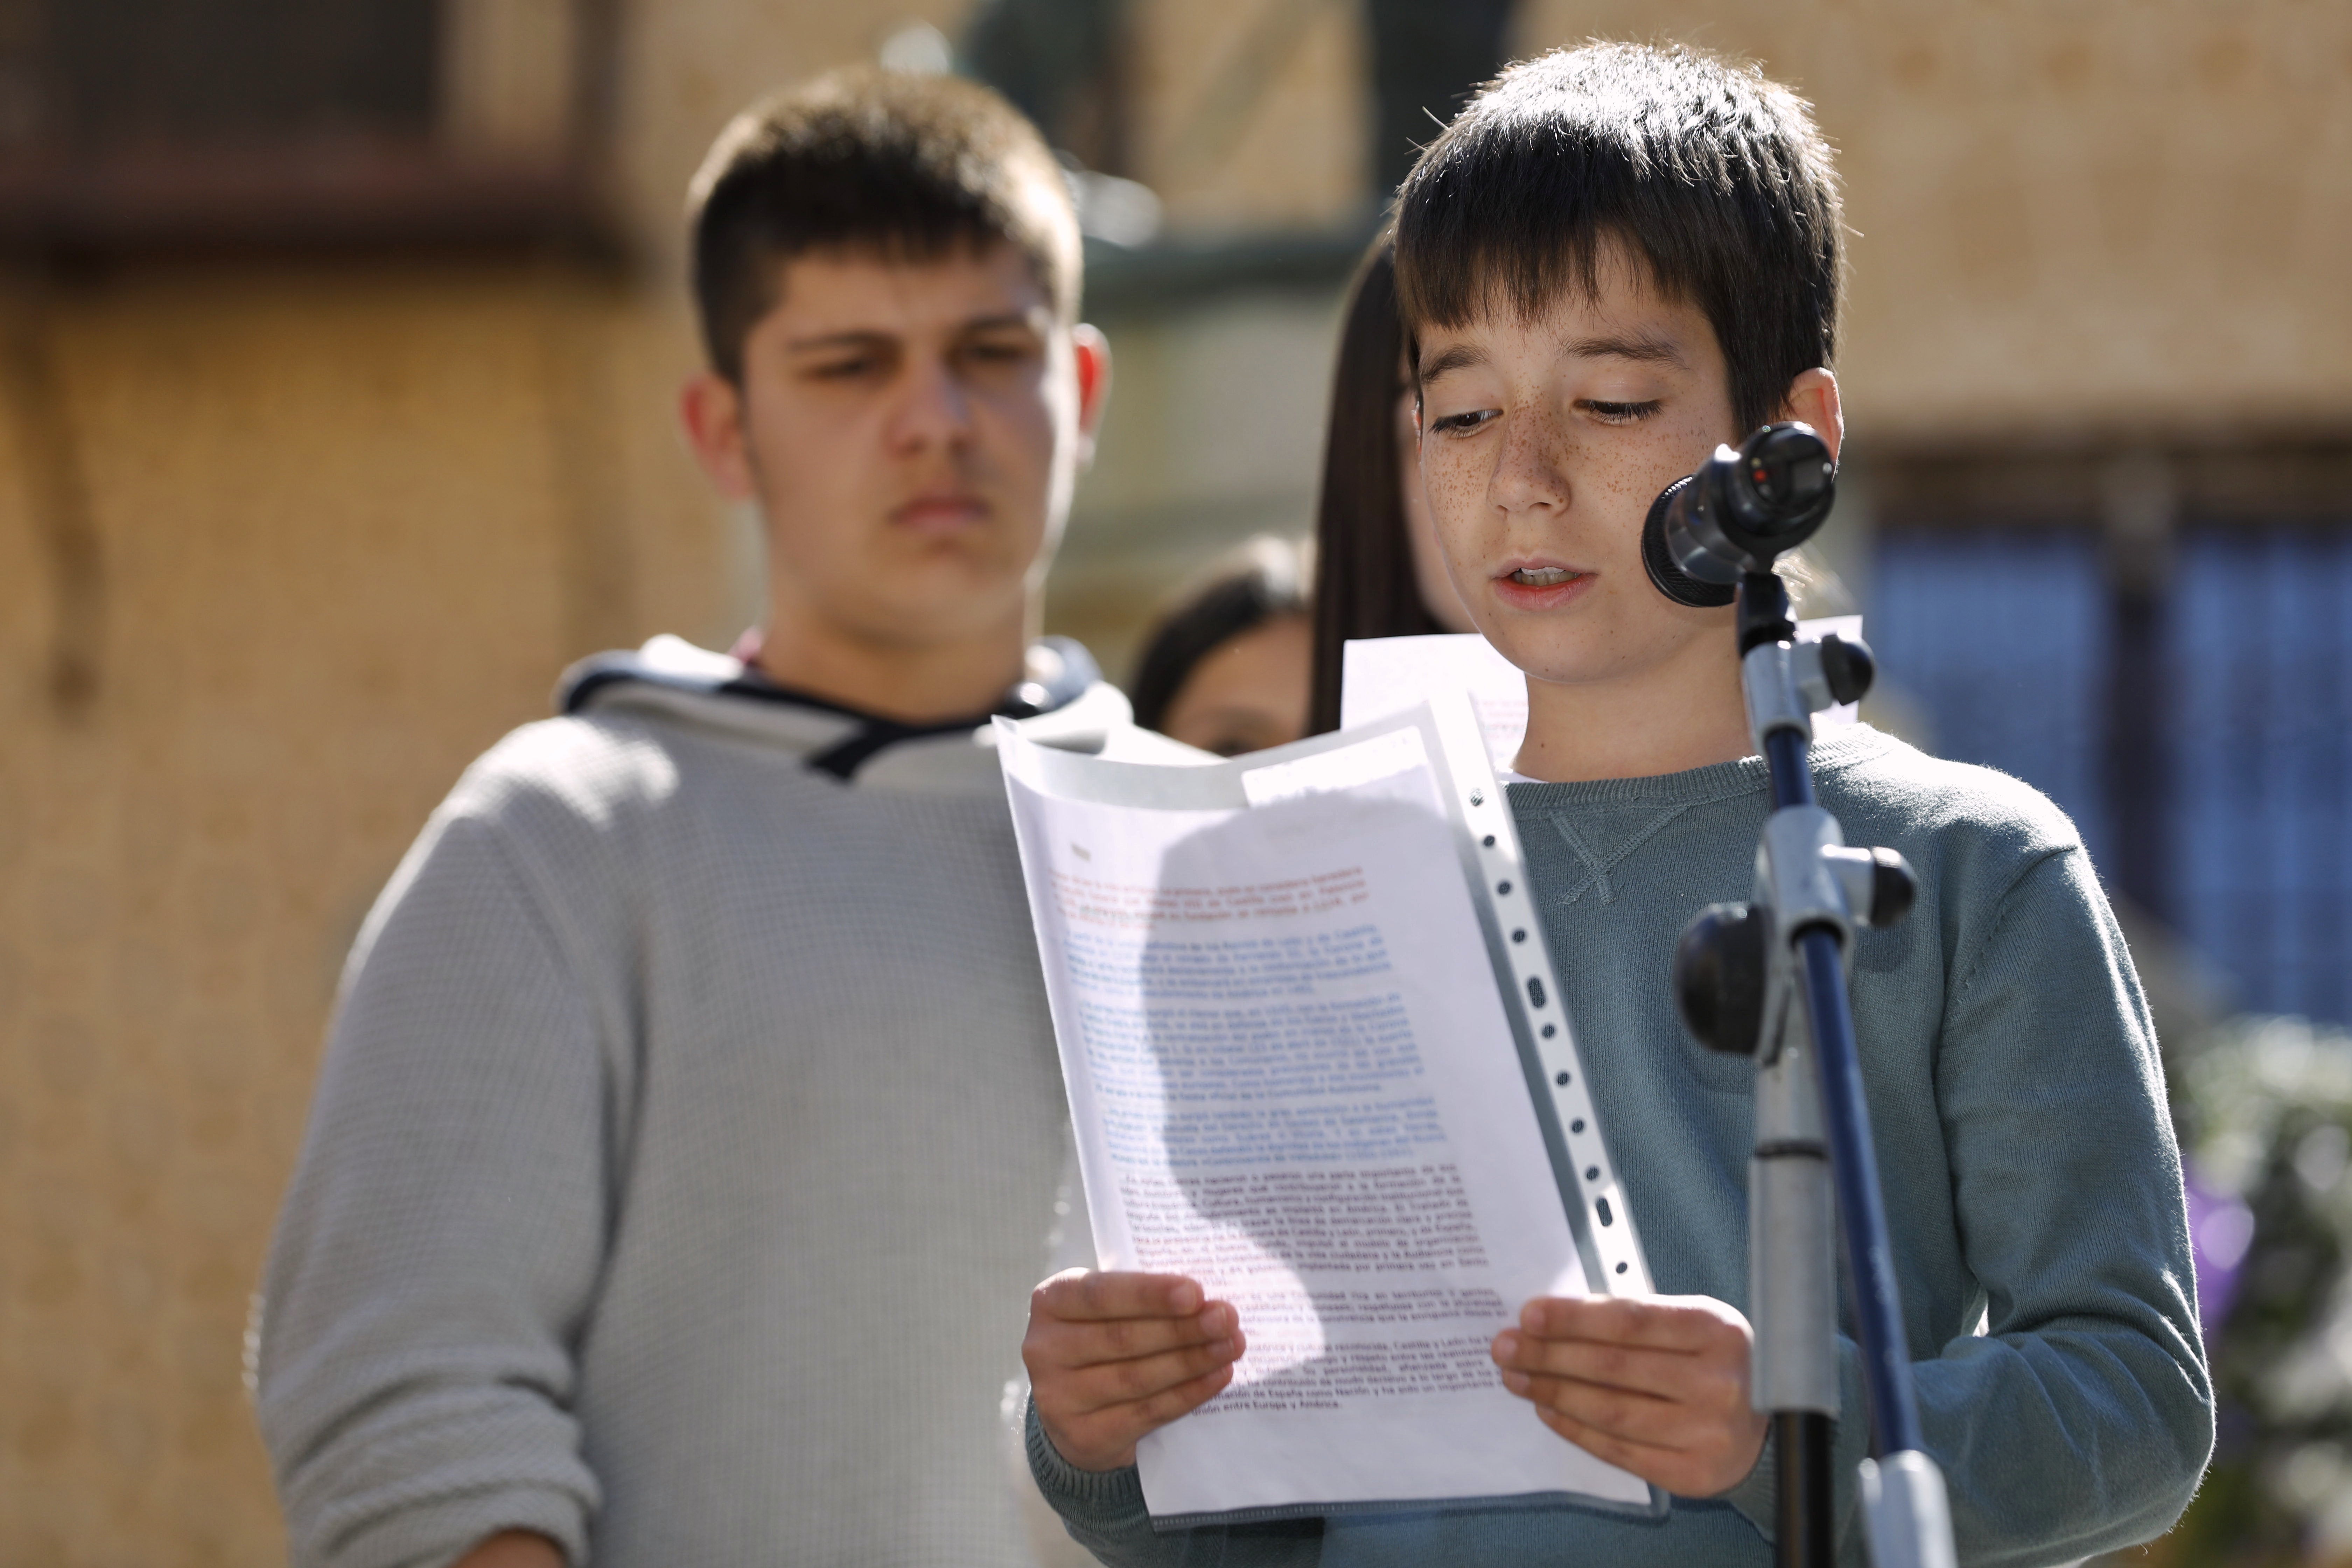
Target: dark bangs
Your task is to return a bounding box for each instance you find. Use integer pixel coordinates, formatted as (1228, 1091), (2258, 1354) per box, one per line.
(1393, 43), (1842, 436)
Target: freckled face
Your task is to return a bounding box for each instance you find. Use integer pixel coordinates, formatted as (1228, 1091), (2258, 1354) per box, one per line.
(1413, 245), (1743, 688)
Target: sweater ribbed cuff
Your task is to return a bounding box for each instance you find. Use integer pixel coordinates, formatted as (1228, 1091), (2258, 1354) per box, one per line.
(1720, 1419), (1777, 1533)
(309, 1483), (590, 1568)
(1725, 1339), (1866, 1549)
(1023, 1394), (1149, 1520)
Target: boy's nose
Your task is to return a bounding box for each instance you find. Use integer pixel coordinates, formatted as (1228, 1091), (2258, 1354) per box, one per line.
(1490, 412), (1569, 516)
(887, 356), (976, 452)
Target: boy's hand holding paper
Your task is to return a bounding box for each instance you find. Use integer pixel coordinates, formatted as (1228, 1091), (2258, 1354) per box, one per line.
(1492, 1294), (1766, 1498)
(1026, 1271), (1246, 1472)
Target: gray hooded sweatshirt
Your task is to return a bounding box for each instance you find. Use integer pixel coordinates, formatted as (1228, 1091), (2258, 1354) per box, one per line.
(256, 636), (1156, 1568)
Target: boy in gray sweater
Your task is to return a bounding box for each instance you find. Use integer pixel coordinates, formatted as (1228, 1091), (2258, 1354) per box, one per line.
(1021, 44), (2213, 1565)
(256, 70), (1124, 1568)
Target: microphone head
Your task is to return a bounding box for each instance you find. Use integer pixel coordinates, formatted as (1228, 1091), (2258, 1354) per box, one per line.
(1641, 423), (1838, 604)
(1642, 476), (1737, 608)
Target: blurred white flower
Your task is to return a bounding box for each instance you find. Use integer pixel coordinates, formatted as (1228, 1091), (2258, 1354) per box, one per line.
(879, 21), (953, 76)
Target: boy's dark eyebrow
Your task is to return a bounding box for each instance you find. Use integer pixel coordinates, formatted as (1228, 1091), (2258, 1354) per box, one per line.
(957, 312), (1044, 335)
(785, 313), (1040, 354)
(1561, 332), (1687, 367)
(1416, 342), (1489, 384)
(784, 329), (898, 354)
(1416, 331), (1684, 386)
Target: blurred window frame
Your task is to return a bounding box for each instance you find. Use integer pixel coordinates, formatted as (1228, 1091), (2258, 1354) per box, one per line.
(1868, 435), (2352, 1027)
(0, 0), (620, 257)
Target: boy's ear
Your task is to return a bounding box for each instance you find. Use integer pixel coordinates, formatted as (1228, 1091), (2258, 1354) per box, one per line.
(1779, 368), (1843, 465)
(680, 370), (757, 502)
(1071, 323), (1113, 465)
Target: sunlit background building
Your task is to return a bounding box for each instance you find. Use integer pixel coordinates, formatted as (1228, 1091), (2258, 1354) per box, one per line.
(1, 1), (2349, 1561)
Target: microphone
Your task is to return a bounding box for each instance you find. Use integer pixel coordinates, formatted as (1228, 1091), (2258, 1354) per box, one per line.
(1641, 422), (1837, 607)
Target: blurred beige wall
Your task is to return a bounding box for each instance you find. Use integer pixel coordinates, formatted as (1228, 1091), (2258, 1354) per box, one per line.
(1, 2), (2346, 1564)
(0, 264), (733, 1562)
(1126, 0), (1366, 233)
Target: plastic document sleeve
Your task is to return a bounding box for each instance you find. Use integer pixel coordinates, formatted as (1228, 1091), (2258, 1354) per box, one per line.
(996, 694), (1664, 1527)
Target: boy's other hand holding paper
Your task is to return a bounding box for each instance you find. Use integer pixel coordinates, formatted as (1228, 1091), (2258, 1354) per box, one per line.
(1025, 1270), (1247, 1472)
(1493, 1294), (1767, 1499)
(1025, 1265), (1768, 1500)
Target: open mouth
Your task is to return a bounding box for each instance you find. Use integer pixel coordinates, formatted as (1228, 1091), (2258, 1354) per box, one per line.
(1508, 566), (1584, 587)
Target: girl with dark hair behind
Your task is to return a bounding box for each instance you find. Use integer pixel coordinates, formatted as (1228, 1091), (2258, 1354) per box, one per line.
(1129, 536), (1314, 757)
(1306, 238), (1476, 734)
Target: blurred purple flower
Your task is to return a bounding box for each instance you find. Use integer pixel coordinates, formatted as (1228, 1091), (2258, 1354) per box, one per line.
(2185, 1163), (2254, 1331)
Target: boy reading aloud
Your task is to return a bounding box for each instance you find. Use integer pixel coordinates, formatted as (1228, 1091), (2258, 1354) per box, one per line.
(1020, 43), (2212, 1565)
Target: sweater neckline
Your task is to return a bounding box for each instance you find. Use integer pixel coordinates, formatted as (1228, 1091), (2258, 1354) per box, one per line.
(1502, 724), (1894, 808)
(556, 635), (1103, 784)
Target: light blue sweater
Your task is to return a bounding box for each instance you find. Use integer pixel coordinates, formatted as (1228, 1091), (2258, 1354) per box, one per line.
(1028, 724), (2211, 1566)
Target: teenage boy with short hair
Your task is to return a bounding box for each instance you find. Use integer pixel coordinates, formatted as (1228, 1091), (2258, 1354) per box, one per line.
(1021, 43), (2212, 1565)
(257, 69), (1122, 1568)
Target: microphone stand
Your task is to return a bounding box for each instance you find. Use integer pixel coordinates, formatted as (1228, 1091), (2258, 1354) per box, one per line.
(1678, 569), (1956, 1568)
